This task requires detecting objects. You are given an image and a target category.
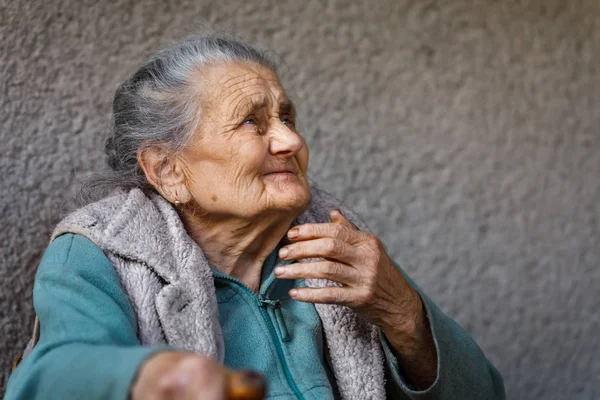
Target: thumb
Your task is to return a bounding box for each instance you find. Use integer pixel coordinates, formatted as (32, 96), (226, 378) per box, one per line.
(329, 209), (359, 230)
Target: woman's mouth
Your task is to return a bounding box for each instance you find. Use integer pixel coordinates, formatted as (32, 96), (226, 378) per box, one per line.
(263, 170), (297, 180)
(264, 169), (295, 176)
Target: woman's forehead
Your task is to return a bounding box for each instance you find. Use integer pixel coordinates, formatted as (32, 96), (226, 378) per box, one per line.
(202, 62), (288, 110)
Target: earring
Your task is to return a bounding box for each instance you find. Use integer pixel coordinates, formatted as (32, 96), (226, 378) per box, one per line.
(174, 200), (181, 206)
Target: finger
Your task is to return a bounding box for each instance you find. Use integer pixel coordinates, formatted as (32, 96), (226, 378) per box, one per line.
(156, 358), (197, 400)
(287, 222), (362, 244)
(169, 357), (225, 400)
(152, 374), (184, 400)
(179, 359), (211, 400)
(289, 287), (355, 305)
(279, 237), (359, 264)
(274, 261), (360, 286)
(329, 209), (359, 230)
(192, 364), (227, 400)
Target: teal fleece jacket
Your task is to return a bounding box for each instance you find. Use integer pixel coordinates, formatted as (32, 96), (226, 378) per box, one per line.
(6, 234), (505, 400)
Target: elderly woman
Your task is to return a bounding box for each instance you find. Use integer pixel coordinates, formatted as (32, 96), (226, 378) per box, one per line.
(6, 36), (504, 400)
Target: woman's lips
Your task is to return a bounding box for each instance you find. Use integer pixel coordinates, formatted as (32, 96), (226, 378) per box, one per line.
(263, 170), (297, 179)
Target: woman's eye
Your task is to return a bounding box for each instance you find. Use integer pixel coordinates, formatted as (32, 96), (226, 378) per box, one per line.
(243, 117), (255, 125)
(281, 116), (294, 125)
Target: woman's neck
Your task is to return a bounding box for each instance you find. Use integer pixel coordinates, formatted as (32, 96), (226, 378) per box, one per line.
(180, 209), (296, 292)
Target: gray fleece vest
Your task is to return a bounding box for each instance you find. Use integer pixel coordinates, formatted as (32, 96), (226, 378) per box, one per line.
(50, 187), (386, 399)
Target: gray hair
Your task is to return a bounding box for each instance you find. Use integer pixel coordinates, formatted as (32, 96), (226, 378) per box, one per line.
(81, 35), (278, 201)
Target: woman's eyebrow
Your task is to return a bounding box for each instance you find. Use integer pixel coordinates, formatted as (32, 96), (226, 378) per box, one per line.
(233, 97), (268, 117)
(279, 100), (296, 114)
(232, 98), (295, 118)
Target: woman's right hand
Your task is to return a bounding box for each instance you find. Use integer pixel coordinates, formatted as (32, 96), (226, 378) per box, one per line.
(131, 352), (230, 400)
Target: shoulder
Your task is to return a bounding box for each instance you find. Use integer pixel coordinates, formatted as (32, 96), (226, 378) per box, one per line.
(35, 233), (137, 326)
(51, 190), (131, 241)
(37, 233), (117, 283)
(50, 188), (164, 248)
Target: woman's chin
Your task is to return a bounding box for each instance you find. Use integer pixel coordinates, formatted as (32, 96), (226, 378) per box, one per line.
(266, 184), (311, 212)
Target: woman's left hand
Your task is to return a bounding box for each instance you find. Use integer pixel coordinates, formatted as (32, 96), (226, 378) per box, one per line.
(275, 209), (422, 336)
(275, 209), (438, 389)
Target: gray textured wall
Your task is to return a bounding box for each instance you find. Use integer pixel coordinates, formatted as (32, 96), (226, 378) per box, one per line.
(1, 0), (599, 398)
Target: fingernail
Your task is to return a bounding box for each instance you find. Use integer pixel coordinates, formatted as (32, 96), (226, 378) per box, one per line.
(274, 266), (285, 276)
(289, 289), (298, 297)
(279, 247), (289, 259)
(288, 228), (299, 239)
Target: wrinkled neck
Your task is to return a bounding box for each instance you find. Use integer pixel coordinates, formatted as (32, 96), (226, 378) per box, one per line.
(180, 210), (296, 292)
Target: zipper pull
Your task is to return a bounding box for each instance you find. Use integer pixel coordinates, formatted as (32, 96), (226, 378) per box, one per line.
(272, 303), (290, 342)
(257, 296), (278, 308)
(258, 296), (291, 342)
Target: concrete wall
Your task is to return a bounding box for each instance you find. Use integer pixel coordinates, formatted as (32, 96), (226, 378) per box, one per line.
(1, 0), (598, 398)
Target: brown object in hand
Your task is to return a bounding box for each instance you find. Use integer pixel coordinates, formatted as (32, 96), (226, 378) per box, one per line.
(226, 370), (267, 400)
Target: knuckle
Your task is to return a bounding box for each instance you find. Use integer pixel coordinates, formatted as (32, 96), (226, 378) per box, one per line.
(297, 289), (311, 302)
(299, 224), (310, 236)
(323, 239), (338, 255)
(334, 239), (346, 255)
(303, 291), (314, 301)
(363, 255), (379, 271)
(341, 227), (354, 242)
(314, 224), (326, 237)
(366, 233), (381, 248)
(297, 265), (310, 278)
(324, 261), (341, 278)
(364, 235), (384, 260)
(328, 290), (341, 303)
(358, 287), (375, 304)
(363, 272), (377, 288)
(287, 244), (300, 257)
(331, 223), (344, 237)
(289, 264), (300, 274)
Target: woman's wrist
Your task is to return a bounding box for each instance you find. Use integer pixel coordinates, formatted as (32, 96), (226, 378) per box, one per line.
(380, 290), (438, 390)
(378, 287), (424, 340)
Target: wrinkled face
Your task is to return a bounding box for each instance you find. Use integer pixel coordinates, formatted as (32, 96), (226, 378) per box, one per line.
(179, 62), (311, 220)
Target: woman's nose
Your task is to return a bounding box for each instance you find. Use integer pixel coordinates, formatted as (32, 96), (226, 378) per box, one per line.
(268, 122), (304, 157)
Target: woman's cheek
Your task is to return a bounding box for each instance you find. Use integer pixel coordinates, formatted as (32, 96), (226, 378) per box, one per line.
(233, 145), (267, 189)
(239, 135), (269, 164)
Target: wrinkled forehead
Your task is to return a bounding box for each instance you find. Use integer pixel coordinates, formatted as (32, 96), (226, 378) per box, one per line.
(199, 62), (289, 117)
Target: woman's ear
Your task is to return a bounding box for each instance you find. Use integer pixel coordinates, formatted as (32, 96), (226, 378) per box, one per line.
(137, 146), (191, 204)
